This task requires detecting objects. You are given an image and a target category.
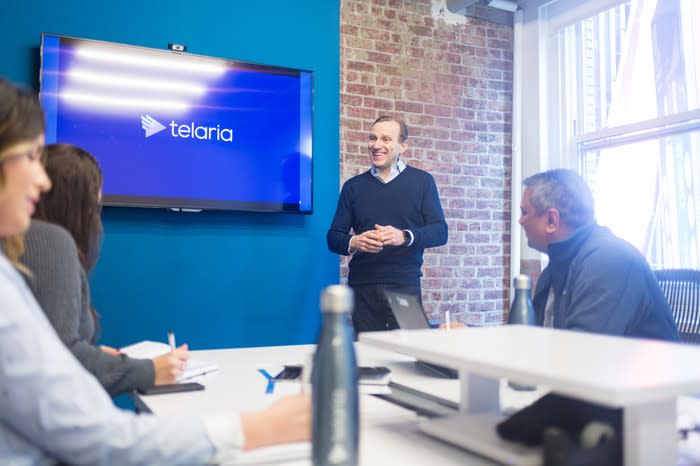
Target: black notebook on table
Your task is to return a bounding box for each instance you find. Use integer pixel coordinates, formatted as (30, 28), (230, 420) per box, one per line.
(384, 290), (458, 379)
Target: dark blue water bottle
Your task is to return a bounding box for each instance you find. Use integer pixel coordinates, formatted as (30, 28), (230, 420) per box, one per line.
(508, 274), (536, 326)
(508, 274), (536, 390)
(312, 285), (359, 466)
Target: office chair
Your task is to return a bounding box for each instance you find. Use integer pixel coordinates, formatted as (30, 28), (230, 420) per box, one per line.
(654, 269), (700, 344)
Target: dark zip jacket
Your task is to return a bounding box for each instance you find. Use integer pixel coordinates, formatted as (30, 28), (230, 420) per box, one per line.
(533, 223), (679, 341)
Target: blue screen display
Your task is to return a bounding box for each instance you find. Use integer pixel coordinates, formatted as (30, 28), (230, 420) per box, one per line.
(40, 34), (313, 213)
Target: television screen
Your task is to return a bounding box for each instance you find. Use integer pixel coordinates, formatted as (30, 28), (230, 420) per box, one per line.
(39, 34), (313, 213)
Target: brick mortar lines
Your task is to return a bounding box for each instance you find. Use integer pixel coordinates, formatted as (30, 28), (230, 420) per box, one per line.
(340, 0), (513, 325)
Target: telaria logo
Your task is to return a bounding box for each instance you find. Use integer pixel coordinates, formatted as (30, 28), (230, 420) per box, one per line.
(140, 115), (233, 142)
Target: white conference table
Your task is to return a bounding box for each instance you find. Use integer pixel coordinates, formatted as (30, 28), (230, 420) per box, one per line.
(133, 343), (499, 466)
(133, 334), (700, 466)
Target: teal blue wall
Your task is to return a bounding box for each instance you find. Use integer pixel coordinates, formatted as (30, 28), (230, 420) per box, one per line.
(1, 0), (340, 349)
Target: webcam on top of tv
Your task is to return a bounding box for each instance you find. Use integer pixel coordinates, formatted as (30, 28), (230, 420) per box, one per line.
(168, 43), (186, 52)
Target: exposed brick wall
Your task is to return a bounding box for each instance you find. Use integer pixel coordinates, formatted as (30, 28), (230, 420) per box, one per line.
(339, 0), (514, 325)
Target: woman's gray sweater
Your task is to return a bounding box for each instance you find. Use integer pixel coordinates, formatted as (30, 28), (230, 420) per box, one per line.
(20, 219), (154, 396)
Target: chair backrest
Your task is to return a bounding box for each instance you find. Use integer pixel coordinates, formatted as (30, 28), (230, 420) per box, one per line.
(654, 269), (700, 344)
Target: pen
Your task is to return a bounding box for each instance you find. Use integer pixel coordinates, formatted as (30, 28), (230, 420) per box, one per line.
(168, 331), (176, 352)
(445, 311), (451, 330)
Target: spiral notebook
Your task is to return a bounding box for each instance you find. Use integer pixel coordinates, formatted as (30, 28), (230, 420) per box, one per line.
(120, 340), (219, 382)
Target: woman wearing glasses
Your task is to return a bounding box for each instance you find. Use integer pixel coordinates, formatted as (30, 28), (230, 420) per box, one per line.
(0, 78), (309, 465)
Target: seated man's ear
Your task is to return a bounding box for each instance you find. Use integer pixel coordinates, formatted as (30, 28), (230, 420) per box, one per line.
(545, 209), (560, 231)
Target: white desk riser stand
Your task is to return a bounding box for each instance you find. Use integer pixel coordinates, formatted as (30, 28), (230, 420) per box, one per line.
(360, 325), (700, 466)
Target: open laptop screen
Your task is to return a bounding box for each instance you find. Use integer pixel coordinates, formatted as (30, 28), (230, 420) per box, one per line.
(384, 290), (432, 330)
(384, 290), (458, 379)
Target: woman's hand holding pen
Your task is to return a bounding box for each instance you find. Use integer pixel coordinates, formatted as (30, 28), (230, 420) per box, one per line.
(153, 344), (190, 385)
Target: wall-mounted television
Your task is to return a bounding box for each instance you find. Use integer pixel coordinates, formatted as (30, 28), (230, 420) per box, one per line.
(39, 33), (313, 213)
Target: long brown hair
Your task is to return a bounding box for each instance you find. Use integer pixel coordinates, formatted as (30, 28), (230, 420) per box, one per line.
(33, 144), (104, 274)
(0, 78), (45, 271)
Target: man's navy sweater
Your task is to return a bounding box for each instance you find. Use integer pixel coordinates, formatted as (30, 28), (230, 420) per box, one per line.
(327, 166), (447, 286)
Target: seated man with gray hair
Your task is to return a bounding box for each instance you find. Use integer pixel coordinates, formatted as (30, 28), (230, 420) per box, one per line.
(518, 169), (679, 341)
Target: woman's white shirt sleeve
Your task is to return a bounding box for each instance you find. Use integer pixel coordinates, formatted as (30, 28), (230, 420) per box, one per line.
(0, 253), (241, 466)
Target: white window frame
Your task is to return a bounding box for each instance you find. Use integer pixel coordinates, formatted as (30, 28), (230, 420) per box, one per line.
(514, 0), (700, 268)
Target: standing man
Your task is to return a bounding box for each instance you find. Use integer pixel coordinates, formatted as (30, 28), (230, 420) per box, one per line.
(327, 116), (448, 333)
(519, 169), (679, 340)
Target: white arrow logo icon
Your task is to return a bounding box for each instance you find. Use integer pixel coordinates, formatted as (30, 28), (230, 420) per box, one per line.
(141, 114), (166, 137)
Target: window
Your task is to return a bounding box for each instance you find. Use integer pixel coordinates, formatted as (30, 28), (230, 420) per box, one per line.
(543, 0), (700, 268)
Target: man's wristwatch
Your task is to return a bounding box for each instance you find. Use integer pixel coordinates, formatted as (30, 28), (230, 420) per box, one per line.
(402, 230), (411, 246)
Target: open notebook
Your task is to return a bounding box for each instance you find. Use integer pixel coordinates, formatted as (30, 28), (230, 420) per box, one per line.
(120, 341), (219, 382)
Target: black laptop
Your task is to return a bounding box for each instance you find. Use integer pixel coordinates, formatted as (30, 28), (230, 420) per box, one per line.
(384, 290), (458, 379)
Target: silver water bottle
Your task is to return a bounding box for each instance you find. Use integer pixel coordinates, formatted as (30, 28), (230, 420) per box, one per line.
(508, 274), (536, 390)
(312, 285), (359, 466)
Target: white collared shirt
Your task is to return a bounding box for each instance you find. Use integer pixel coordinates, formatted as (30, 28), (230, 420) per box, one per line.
(370, 159), (406, 184)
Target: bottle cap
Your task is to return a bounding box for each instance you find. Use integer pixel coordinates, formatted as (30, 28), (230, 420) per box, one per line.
(513, 274), (531, 290)
(320, 285), (354, 313)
